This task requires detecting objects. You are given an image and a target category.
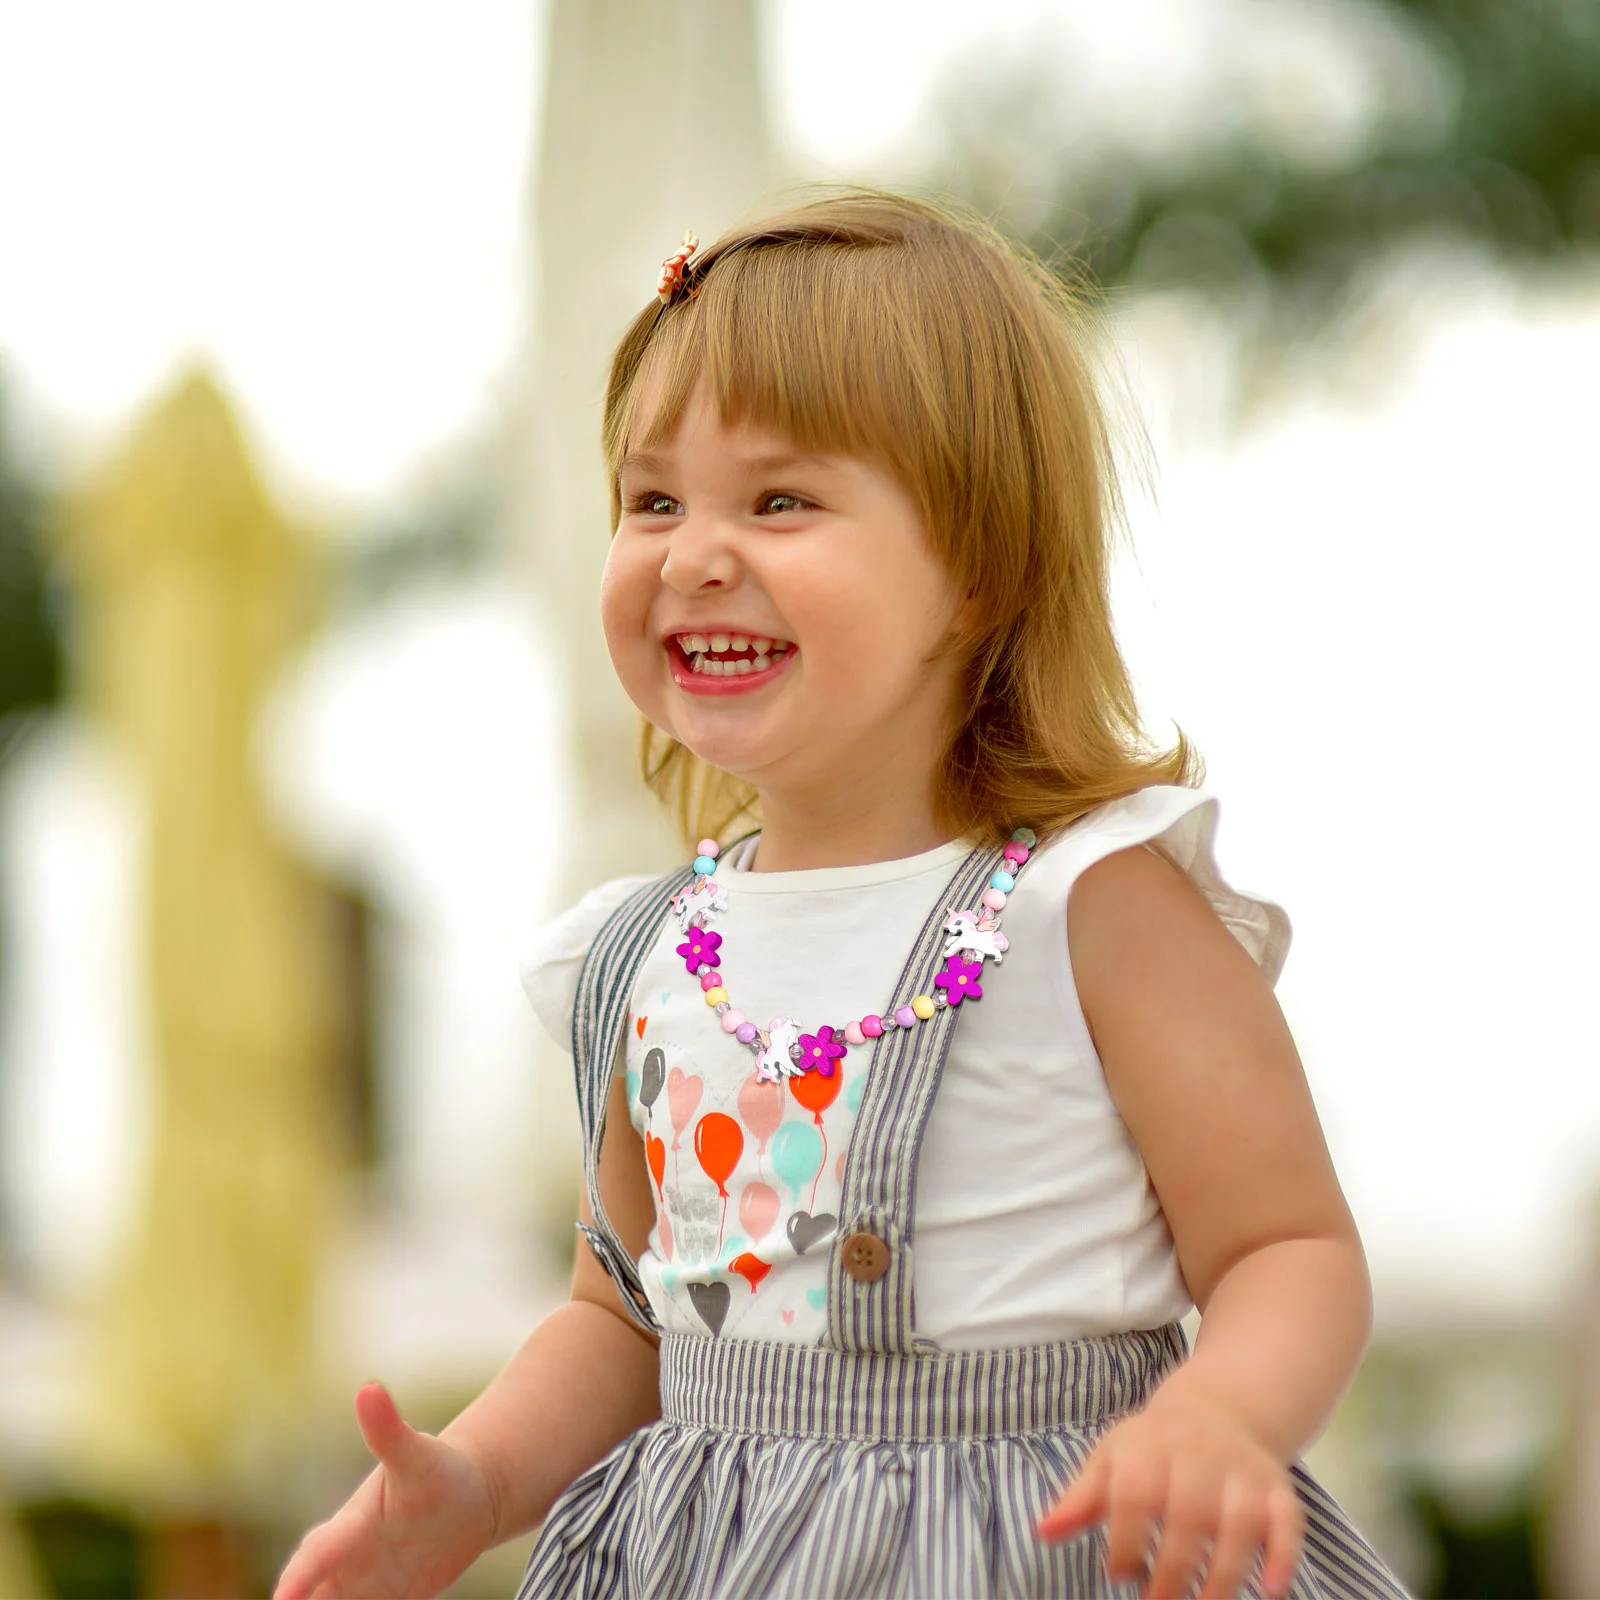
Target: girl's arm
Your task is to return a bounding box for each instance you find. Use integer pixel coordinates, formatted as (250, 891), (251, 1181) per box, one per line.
(274, 1072), (659, 1599)
(1038, 843), (1371, 1599)
(443, 1068), (663, 1544)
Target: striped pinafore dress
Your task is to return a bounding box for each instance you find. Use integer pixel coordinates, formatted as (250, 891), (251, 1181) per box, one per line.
(517, 846), (1410, 1599)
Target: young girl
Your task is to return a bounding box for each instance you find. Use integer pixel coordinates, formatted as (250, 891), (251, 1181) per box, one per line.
(276, 193), (1409, 1600)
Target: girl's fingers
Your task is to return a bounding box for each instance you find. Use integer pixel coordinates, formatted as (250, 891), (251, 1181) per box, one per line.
(1194, 1481), (1269, 1600)
(1258, 1484), (1305, 1598)
(1036, 1453), (1109, 1541)
(272, 1529), (335, 1600)
(1102, 1459), (1169, 1583)
(1141, 1466), (1218, 1599)
(354, 1381), (427, 1477)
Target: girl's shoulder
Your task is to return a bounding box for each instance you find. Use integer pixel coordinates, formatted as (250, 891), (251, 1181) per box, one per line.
(1027, 785), (1291, 985)
(519, 873), (662, 1053)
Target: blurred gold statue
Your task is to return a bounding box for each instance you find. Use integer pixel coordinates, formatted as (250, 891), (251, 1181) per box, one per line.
(53, 368), (346, 1591)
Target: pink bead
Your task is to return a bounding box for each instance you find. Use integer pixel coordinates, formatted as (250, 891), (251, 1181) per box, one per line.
(861, 1014), (883, 1038)
(1004, 841), (1029, 864)
(982, 887), (1007, 911)
(844, 1020), (865, 1046)
(894, 1005), (916, 1028)
(696, 838), (720, 859)
(720, 1009), (745, 1033)
(700, 970), (721, 991)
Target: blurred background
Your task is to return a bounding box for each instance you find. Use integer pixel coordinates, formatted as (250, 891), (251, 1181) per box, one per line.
(0, 0), (1596, 1594)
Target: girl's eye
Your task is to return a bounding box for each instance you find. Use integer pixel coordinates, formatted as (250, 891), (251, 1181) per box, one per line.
(759, 493), (808, 515)
(631, 492), (682, 517)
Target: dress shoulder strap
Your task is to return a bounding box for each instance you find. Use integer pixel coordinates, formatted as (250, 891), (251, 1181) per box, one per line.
(571, 864), (695, 1335)
(827, 842), (1007, 1354)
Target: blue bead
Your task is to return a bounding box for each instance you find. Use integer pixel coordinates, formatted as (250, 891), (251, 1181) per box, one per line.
(990, 870), (1016, 892)
(1011, 827), (1037, 847)
(693, 855), (717, 875)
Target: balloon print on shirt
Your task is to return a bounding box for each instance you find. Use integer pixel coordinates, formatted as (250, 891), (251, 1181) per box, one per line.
(788, 1063), (843, 1210)
(694, 1111), (743, 1253)
(639, 1048), (666, 1115)
(728, 1252), (771, 1293)
(770, 1120), (823, 1206)
(738, 1181), (780, 1244)
(737, 1072), (785, 1172)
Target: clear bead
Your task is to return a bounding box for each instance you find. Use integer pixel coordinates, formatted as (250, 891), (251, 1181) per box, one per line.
(933, 990), (949, 1008)
(714, 1001), (730, 1015)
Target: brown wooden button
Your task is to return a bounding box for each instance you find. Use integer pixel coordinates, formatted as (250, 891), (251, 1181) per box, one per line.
(841, 1230), (890, 1283)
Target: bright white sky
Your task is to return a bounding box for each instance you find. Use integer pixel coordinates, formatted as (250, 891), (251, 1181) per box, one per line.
(0, 1), (1597, 1323)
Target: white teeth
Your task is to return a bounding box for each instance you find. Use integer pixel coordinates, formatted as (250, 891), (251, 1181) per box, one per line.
(691, 652), (706, 672)
(753, 654), (770, 671)
(752, 638), (771, 654)
(691, 633), (709, 653)
(733, 659), (751, 674)
(731, 634), (749, 651)
(710, 633), (730, 652)
(773, 639), (790, 652)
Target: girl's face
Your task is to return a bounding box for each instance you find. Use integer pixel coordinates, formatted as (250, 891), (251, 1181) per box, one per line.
(604, 381), (967, 802)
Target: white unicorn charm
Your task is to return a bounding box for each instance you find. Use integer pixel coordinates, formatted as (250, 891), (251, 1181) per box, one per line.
(942, 908), (1009, 965)
(755, 1017), (804, 1083)
(672, 876), (728, 932)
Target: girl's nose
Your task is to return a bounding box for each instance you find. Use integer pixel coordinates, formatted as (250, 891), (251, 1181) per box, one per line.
(660, 513), (740, 594)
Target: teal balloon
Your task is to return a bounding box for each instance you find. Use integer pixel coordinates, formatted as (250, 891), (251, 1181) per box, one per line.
(625, 1069), (641, 1106)
(771, 1120), (823, 1203)
(846, 1073), (865, 1115)
(718, 1233), (748, 1268)
(659, 1261), (682, 1294)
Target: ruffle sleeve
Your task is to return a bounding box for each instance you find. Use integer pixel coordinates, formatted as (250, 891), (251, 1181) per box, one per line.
(518, 874), (658, 1053)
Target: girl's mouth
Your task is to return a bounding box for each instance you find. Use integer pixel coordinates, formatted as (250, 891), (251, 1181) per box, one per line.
(667, 632), (797, 696)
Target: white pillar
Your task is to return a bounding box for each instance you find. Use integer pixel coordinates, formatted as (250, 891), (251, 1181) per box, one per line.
(510, 0), (774, 889)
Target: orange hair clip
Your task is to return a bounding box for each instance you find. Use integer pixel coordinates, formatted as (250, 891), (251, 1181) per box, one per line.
(656, 230), (699, 304)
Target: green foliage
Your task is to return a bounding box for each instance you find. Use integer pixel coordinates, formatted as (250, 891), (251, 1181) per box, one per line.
(933, 0), (1600, 311)
(18, 1497), (139, 1600)
(0, 370), (64, 757)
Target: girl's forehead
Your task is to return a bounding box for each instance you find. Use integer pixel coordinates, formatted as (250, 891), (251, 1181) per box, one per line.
(621, 379), (816, 471)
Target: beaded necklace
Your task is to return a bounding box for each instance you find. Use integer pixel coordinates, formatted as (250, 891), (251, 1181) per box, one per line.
(671, 828), (1038, 1082)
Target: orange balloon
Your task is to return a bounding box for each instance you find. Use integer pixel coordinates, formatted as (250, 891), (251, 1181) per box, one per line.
(729, 1252), (771, 1294)
(788, 1066), (843, 1125)
(646, 1132), (666, 1198)
(694, 1111), (744, 1197)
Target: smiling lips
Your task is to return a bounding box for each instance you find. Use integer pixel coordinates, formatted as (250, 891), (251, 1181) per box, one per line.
(668, 631), (795, 695)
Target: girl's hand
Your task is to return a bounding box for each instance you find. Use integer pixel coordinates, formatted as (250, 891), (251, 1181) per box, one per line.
(1036, 1388), (1304, 1600)
(273, 1382), (498, 1600)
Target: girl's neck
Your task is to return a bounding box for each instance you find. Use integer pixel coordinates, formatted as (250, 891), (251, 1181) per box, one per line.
(745, 776), (952, 874)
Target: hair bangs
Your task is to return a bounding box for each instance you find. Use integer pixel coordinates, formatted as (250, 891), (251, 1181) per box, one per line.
(606, 239), (957, 525)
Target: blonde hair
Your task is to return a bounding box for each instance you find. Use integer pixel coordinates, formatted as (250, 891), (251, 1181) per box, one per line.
(603, 188), (1201, 848)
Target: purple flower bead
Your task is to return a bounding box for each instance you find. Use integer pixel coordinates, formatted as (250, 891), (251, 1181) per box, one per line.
(797, 1024), (847, 1077)
(675, 925), (722, 976)
(934, 954), (984, 1006)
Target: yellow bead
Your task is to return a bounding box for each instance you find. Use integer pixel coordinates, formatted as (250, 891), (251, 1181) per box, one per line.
(911, 994), (936, 1020)
(704, 987), (728, 1007)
